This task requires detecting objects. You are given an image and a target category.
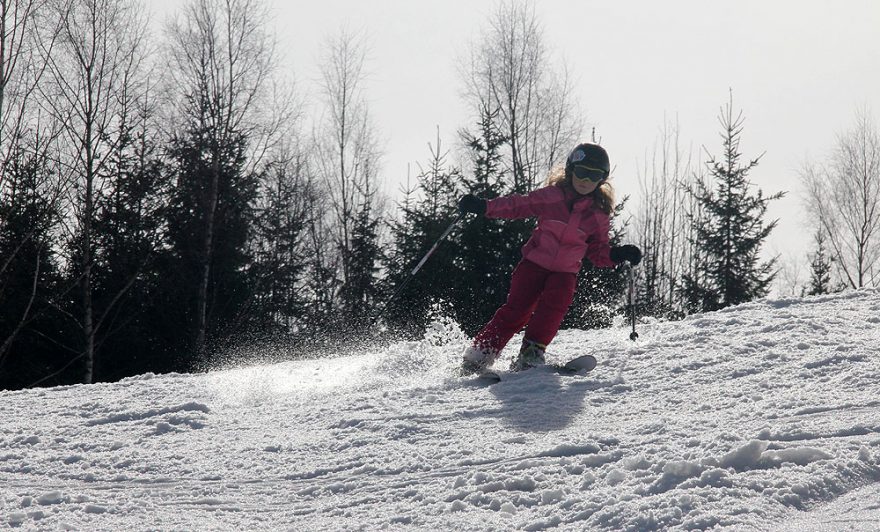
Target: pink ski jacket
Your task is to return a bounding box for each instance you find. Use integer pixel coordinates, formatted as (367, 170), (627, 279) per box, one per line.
(485, 185), (615, 273)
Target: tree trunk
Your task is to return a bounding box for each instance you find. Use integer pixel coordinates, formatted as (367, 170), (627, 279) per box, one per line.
(83, 155), (95, 384)
(194, 149), (220, 355)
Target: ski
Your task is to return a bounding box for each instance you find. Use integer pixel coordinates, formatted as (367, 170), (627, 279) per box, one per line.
(471, 354), (597, 384)
(476, 371), (502, 383)
(556, 354), (598, 373)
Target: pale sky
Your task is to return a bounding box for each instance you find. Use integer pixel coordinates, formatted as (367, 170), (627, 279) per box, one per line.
(151, 0), (880, 279)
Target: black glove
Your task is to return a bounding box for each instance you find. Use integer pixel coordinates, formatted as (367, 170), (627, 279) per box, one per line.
(610, 244), (642, 266)
(458, 194), (487, 216)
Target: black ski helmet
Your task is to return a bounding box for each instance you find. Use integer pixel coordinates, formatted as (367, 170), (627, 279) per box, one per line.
(566, 143), (610, 182)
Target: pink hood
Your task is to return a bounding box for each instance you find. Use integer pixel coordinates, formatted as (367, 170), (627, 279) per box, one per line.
(485, 185), (615, 273)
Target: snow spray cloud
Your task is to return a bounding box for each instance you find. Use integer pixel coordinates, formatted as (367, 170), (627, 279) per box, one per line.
(202, 306), (469, 407)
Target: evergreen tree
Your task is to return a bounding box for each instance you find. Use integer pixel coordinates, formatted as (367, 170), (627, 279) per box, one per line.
(162, 124), (258, 365)
(681, 96), (783, 312)
(165, 0), (280, 357)
(806, 230), (834, 296)
(246, 156), (311, 336)
(0, 140), (68, 388)
(301, 187), (340, 338)
(382, 135), (463, 337)
(339, 200), (382, 330)
(89, 104), (168, 380)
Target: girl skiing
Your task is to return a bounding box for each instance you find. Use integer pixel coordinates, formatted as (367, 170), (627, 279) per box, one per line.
(458, 143), (641, 375)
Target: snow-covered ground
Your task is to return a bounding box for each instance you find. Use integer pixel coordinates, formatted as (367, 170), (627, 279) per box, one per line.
(2, 289), (880, 531)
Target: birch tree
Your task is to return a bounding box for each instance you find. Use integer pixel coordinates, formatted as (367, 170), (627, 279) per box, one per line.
(633, 117), (698, 318)
(802, 109), (880, 288)
(165, 0), (281, 355)
(1, 0), (45, 173)
(314, 27), (383, 327)
(38, 0), (149, 383)
(461, 0), (580, 192)
(0, 0), (61, 373)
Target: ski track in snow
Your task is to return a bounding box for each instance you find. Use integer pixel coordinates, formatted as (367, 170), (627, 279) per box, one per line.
(2, 290), (880, 531)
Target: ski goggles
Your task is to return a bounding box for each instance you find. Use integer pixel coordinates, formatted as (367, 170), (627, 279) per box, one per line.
(571, 164), (608, 183)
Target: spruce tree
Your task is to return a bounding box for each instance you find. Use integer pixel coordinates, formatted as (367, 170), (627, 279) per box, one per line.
(90, 109), (168, 380)
(339, 200), (382, 330)
(247, 157), (311, 336)
(302, 196), (340, 338)
(0, 142), (67, 388)
(162, 124), (258, 364)
(382, 136), (462, 338)
(806, 230), (834, 296)
(681, 96), (783, 312)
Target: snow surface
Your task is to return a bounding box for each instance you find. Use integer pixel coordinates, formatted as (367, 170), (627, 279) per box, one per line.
(2, 289), (880, 531)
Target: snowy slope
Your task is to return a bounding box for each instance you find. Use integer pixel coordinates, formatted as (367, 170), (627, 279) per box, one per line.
(2, 290), (880, 531)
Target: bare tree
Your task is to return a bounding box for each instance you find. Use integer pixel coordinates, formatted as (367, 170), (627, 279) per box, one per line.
(37, 0), (149, 383)
(537, 63), (581, 175)
(1, 0), (31, 166)
(802, 109), (880, 288)
(679, 170), (711, 313)
(242, 119), (313, 334)
(165, 0), (285, 166)
(632, 117), (697, 317)
(1, 0), (49, 174)
(461, 0), (580, 192)
(313, 27), (383, 318)
(1, 0), (64, 238)
(1, 0), (63, 231)
(774, 255), (804, 298)
(0, 0), (61, 365)
(165, 0), (284, 354)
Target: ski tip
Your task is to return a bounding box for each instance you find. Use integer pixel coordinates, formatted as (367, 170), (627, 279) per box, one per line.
(477, 371), (501, 383)
(562, 354), (598, 373)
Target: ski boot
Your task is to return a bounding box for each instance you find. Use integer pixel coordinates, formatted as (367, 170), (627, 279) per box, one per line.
(510, 339), (546, 372)
(459, 346), (494, 376)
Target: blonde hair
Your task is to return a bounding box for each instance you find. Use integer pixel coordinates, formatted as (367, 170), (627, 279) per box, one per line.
(545, 165), (616, 215)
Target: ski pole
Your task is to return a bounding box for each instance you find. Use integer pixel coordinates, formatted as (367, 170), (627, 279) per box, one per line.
(627, 262), (639, 341)
(370, 214), (464, 328)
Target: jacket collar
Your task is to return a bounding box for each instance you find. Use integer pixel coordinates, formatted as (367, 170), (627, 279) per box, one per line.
(563, 184), (595, 212)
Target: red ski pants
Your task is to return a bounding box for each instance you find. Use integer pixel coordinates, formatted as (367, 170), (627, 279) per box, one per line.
(473, 259), (577, 358)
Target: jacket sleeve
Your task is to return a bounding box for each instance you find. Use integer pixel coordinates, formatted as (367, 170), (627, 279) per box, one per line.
(584, 213), (616, 268)
(484, 186), (561, 220)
